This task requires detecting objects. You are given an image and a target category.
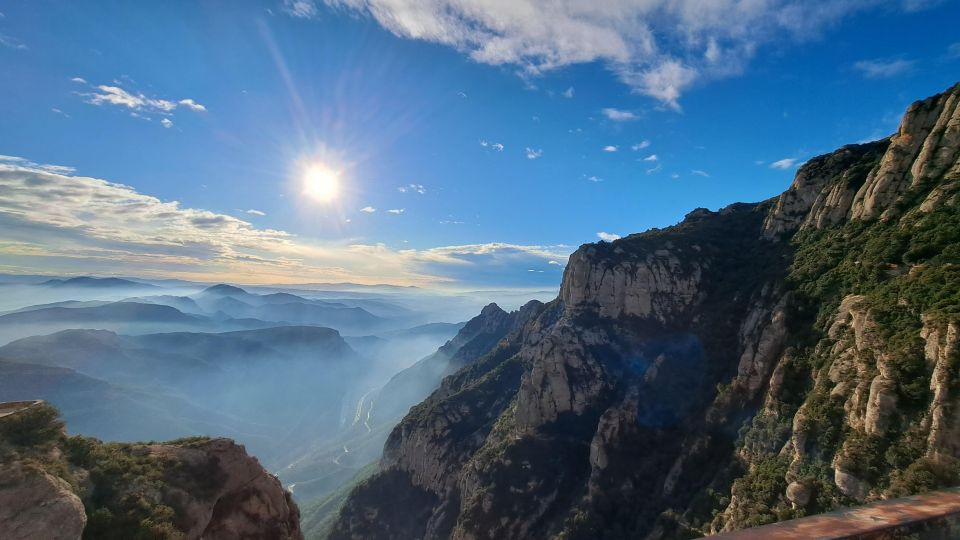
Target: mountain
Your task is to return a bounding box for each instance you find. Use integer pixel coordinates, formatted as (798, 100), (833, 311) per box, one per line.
(288, 302), (543, 535)
(192, 284), (391, 333)
(38, 276), (158, 289)
(0, 401), (302, 539)
(0, 301), (200, 325)
(0, 360), (266, 444)
(330, 83), (960, 539)
(0, 326), (368, 465)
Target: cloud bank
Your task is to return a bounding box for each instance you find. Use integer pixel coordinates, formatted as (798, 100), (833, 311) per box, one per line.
(0, 158), (571, 287)
(301, 0), (932, 108)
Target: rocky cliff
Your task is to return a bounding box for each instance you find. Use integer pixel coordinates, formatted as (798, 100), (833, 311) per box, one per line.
(0, 401), (303, 540)
(330, 82), (960, 539)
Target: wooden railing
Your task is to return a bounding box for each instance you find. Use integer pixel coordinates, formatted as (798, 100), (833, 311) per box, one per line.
(708, 488), (960, 539)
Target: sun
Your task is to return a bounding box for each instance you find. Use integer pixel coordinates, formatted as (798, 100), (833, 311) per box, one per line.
(303, 163), (340, 202)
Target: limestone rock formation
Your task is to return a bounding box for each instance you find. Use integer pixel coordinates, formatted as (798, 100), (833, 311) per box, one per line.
(0, 402), (302, 540)
(331, 82), (960, 539)
(0, 464), (86, 540)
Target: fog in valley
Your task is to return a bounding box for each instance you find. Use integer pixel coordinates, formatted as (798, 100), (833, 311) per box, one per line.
(0, 273), (555, 512)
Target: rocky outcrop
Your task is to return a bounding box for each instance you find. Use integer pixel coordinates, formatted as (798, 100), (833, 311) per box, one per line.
(0, 464), (86, 540)
(0, 402), (302, 540)
(560, 243), (703, 321)
(851, 83), (960, 222)
(146, 438), (303, 540)
(762, 141), (889, 238)
(331, 82), (960, 540)
(764, 82), (960, 239)
(925, 317), (960, 462)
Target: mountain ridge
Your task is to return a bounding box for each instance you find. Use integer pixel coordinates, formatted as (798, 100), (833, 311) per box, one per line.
(329, 82), (960, 539)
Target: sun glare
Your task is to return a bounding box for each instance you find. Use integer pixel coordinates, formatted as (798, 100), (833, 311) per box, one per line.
(303, 163), (340, 202)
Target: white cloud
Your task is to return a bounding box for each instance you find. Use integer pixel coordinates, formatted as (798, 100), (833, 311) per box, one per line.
(525, 147), (543, 159)
(601, 107), (638, 121)
(360, 206), (376, 213)
(246, 209), (266, 216)
(0, 32), (26, 50)
(387, 208), (406, 214)
(646, 163), (662, 174)
(480, 139), (506, 151)
(948, 43), (960, 59)
(398, 183), (426, 194)
(0, 158), (571, 286)
(304, 0), (930, 107)
(671, 173), (680, 179)
(76, 81), (207, 123)
(603, 145), (618, 152)
(283, 0), (320, 18)
(643, 154), (658, 161)
(0, 155), (76, 175)
(562, 87), (575, 98)
(691, 169), (710, 177)
(627, 60), (697, 110)
(548, 260), (562, 265)
(853, 58), (914, 79)
(587, 175), (602, 182)
(178, 98), (207, 112)
(631, 140), (651, 151)
(457, 91), (468, 98)
(161, 118), (173, 128)
(770, 158), (797, 169)
(597, 231), (621, 242)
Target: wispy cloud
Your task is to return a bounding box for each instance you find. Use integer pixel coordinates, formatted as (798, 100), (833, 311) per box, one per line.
(480, 140), (505, 151)
(853, 58), (914, 79)
(525, 147), (543, 160)
(691, 169), (710, 177)
(359, 206), (376, 213)
(597, 232), (621, 242)
(646, 164), (663, 174)
(601, 107), (638, 121)
(945, 42), (960, 59)
(0, 32), (26, 50)
(72, 79), (207, 126)
(246, 209), (266, 216)
(398, 183), (426, 194)
(602, 145), (618, 152)
(770, 158), (797, 169)
(282, 0), (319, 18)
(586, 175), (602, 183)
(643, 154), (658, 162)
(387, 208), (405, 215)
(561, 87), (575, 98)
(631, 140), (651, 151)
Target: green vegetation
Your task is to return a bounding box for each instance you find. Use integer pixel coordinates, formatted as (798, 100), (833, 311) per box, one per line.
(301, 461), (378, 539)
(0, 402), (223, 540)
(722, 170), (960, 528)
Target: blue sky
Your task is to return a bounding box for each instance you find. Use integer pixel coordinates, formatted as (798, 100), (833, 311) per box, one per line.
(0, 0), (958, 288)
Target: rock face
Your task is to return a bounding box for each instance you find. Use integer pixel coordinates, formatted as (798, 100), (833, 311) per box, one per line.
(146, 438), (303, 540)
(0, 464), (86, 540)
(0, 403), (303, 540)
(331, 82), (960, 539)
